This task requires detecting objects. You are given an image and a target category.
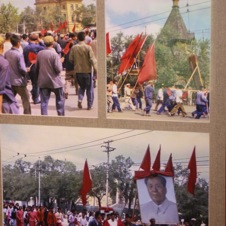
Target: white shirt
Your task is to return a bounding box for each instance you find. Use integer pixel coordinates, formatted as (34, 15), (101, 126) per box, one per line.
(112, 84), (118, 97)
(175, 89), (183, 103)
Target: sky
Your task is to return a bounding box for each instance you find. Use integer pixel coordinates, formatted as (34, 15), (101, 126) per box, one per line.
(105, 0), (211, 40)
(1, 0), (211, 40)
(1, 0), (95, 10)
(1, 124), (209, 181)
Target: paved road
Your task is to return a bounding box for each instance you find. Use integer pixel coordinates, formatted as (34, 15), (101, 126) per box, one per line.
(15, 79), (98, 118)
(107, 100), (209, 122)
(14, 76), (209, 123)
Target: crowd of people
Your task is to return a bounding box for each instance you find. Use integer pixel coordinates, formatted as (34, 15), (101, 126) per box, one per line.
(3, 202), (207, 226)
(0, 30), (209, 119)
(0, 29), (97, 116)
(106, 79), (210, 120)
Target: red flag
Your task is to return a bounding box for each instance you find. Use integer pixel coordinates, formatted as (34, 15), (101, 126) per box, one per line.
(187, 147), (197, 195)
(140, 145), (151, 171)
(165, 153), (174, 176)
(80, 159), (92, 206)
(106, 32), (112, 55)
(152, 145), (161, 171)
(118, 34), (145, 74)
(120, 34), (142, 60)
(63, 20), (68, 29)
(40, 29), (47, 36)
(62, 40), (72, 55)
(72, 24), (76, 32)
(28, 52), (37, 64)
(50, 22), (54, 31)
(137, 44), (157, 84)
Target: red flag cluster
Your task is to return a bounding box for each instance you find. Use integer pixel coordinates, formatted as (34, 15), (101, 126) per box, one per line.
(135, 145), (197, 195)
(80, 159), (92, 206)
(137, 44), (157, 84)
(118, 33), (147, 75)
(54, 20), (68, 33)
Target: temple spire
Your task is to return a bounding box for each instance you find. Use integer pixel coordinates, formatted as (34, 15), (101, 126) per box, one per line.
(173, 0), (179, 8)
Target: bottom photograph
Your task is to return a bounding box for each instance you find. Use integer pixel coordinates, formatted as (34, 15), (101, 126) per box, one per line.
(1, 125), (209, 226)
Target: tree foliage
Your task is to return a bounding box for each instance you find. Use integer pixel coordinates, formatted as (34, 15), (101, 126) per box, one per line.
(74, 4), (96, 27)
(0, 3), (20, 33)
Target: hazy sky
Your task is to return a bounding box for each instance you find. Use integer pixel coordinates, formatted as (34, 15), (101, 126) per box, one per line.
(1, 124), (209, 180)
(1, 0), (95, 11)
(106, 0), (211, 39)
(1, 0), (210, 40)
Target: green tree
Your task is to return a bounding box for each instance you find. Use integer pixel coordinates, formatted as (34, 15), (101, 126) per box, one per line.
(109, 155), (134, 207)
(73, 4), (96, 28)
(174, 164), (208, 224)
(19, 6), (38, 33)
(90, 164), (107, 207)
(0, 3), (20, 33)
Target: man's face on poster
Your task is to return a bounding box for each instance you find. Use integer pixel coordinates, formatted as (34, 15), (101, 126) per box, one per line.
(146, 176), (167, 205)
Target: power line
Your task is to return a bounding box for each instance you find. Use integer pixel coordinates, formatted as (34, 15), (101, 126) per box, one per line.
(107, 5), (210, 35)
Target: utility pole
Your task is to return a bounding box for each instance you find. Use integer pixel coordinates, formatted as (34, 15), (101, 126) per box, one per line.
(101, 140), (115, 207)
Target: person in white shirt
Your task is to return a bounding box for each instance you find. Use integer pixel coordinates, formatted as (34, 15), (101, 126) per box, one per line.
(169, 85), (187, 117)
(121, 83), (135, 111)
(55, 208), (64, 226)
(78, 210), (88, 226)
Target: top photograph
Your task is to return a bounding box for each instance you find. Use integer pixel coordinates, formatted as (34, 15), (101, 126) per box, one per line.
(105, 0), (210, 122)
(0, 0), (97, 118)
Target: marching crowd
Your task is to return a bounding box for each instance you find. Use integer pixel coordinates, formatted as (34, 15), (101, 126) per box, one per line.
(0, 29), (97, 116)
(0, 30), (209, 119)
(3, 202), (206, 226)
(106, 79), (210, 119)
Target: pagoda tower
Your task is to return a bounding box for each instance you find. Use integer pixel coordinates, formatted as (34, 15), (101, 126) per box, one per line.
(35, 0), (83, 32)
(158, 0), (195, 44)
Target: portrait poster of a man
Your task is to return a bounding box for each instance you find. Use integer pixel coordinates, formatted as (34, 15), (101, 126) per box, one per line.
(137, 174), (179, 225)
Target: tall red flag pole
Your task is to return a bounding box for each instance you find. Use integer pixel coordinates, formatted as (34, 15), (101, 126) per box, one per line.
(187, 147), (197, 195)
(80, 159), (92, 206)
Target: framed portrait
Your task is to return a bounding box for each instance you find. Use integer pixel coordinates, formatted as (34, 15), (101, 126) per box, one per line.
(137, 176), (179, 224)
